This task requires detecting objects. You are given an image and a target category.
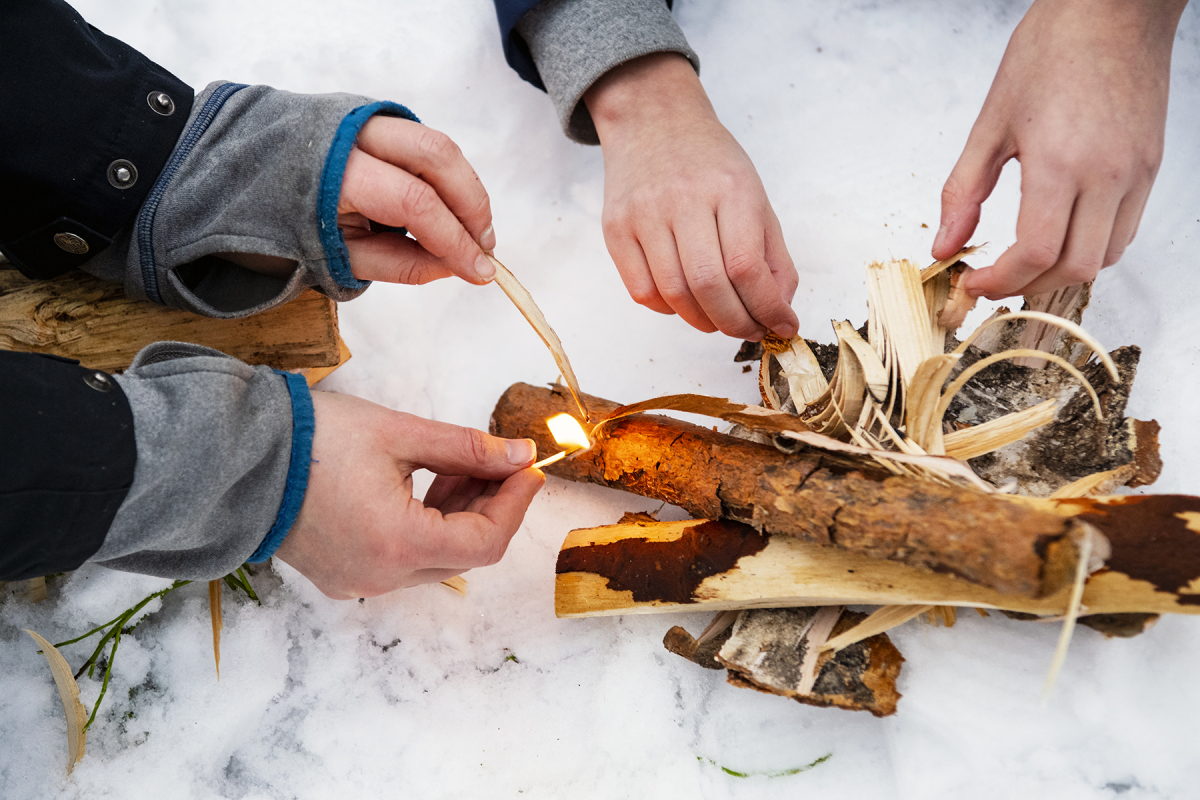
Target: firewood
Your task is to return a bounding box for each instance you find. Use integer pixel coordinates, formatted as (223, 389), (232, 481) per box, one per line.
(716, 608), (904, 717)
(493, 382), (1085, 598)
(0, 267), (341, 372)
(554, 514), (1200, 619)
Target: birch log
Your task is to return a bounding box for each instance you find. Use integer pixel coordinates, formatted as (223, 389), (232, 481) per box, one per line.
(491, 382), (1084, 598)
(554, 514), (1200, 618)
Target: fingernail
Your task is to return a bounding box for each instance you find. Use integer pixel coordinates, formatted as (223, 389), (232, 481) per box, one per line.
(479, 224), (496, 253)
(506, 439), (535, 465)
(774, 322), (798, 339)
(474, 252), (495, 283)
(932, 223), (948, 254)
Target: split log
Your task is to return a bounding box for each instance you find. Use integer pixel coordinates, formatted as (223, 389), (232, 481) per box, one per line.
(492, 382), (1085, 598)
(554, 513), (1200, 619)
(722, 609), (902, 716)
(0, 267), (341, 372)
(664, 609), (903, 716)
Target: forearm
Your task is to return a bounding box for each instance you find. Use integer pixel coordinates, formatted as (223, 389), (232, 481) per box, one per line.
(0, 344), (305, 582)
(514, 0), (699, 143)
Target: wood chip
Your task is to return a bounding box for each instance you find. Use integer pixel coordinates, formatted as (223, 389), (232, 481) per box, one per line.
(25, 630), (87, 771)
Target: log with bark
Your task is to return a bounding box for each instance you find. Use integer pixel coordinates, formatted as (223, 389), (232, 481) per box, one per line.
(554, 512), (1200, 618)
(490, 255), (1192, 714)
(665, 607), (905, 717)
(491, 382), (1090, 599)
(0, 265), (343, 373)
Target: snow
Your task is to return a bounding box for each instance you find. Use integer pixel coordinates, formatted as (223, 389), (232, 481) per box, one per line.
(4, 0), (1200, 797)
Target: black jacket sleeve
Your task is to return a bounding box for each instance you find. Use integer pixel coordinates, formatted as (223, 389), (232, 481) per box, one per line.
(491, 0), (675, 92)
(0, 351), (136, 580)
(0, 0), (194, 279)
(0, 0), (183, 579)
(493, 0), (549, 90)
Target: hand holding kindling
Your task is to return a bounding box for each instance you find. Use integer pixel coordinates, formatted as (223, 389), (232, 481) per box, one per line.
(585, 53), (799, 341)
(338, 115), (499, 286)
(933, 0), (1187, 299)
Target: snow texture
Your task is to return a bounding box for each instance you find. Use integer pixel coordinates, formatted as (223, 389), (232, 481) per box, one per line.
(4, 1), (1200, 797)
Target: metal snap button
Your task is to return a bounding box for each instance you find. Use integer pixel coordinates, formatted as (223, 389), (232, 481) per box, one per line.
(83, 371), (114, 392)
(107, 159), (138, 189)
(53, 232), (89, 255)
(147, 91), (175, 116)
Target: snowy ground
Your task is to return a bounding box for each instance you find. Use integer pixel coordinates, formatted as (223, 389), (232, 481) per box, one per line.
(4, 1), (1200, 797)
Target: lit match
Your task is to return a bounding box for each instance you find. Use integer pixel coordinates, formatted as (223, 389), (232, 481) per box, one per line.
(531, 413), (591, 469)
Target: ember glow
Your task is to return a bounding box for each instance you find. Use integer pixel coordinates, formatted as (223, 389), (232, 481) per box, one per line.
(531, 413), (590, 469)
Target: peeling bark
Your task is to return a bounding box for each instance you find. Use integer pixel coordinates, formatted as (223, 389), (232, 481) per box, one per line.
(716, 608), (903, 717)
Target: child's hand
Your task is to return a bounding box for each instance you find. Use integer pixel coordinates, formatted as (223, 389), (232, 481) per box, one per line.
(932, 0), (1187, 299)
(274, 391), (545, 599)
(585, 53), (799, 341)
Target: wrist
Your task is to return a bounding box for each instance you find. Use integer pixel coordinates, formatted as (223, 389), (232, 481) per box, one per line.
(1025, 0), (1188, 52)
(584, 53), (717, 146)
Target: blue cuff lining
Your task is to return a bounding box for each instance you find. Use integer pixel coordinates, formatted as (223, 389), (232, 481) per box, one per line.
(248, 372), (316, 563)
(318, 101), (421, 290)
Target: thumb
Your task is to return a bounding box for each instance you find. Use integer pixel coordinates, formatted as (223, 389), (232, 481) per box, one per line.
(933, 128), (1008, 260)
(391, 414), (536, 479)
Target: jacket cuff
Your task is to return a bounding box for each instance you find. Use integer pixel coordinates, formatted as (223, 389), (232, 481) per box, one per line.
(247, 372), (315, 562)
(515, 0), (699, 144)
(82, 83), (419, 318)
(91, 342), (302, 580)
(318, 101), (422, 290)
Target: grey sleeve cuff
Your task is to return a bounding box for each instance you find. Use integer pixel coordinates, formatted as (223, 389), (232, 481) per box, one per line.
(83, 82), (420, 318)
(516, 0), (700, 145)
(90, 342), (308, 580)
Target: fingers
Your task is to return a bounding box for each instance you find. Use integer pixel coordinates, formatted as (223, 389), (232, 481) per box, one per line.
(715, 204), (799, 338)
(355, 117), (495, 250)
(603, 222), (674, 316)
(389, 414), (536, 480)
(933, 127), (1008, 261)
(409, 468), (545, 571)
(962, 171), (1075, 298)
(764, 211), (799, 306)
(423, 474), (499, 514)
(605, 187), (797, 339)
(639, 227), (718, 333)
(673, 214), (754, 337)
(340, 148), (493, 284)
(1103, 186), (1151, 268)
(343, 232), (454, 285)
(1015, 190), (1121, 297)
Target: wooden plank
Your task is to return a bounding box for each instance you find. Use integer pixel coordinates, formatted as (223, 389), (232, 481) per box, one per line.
(554, 516), (1200, 619)
(0, 266), (340, 372)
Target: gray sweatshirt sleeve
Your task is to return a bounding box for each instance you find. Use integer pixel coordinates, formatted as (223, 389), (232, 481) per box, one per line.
(82, 82), (419, 318)
(515, 0), (700, 144)
(90, 342), (312, 580)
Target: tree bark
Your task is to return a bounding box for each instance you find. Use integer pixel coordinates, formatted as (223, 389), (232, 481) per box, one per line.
(554, 516), (1200, 618)
(492, 382), (1083, 598)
